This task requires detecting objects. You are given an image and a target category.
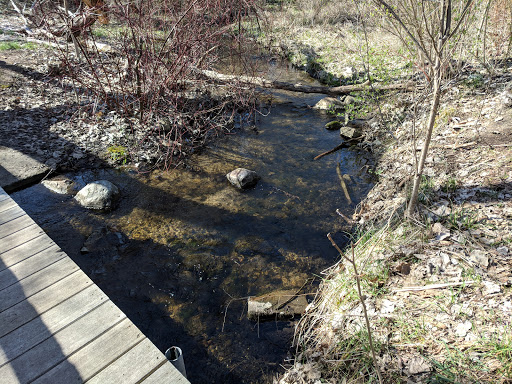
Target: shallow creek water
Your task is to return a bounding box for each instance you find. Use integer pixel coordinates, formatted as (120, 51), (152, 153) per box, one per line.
(11, 58), (374, 383)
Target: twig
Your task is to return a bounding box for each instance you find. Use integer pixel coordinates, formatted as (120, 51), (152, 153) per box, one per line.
(393, 280), (476, 292)
(336, 209), (355, 224)
(327, 235), (382, 384)
(336, 164), (352, 205)
(433, 141), (477, 149)
(314, 142), (349, 160)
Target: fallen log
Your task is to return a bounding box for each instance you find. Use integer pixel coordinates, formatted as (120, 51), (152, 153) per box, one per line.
(196, 68), (416, 95)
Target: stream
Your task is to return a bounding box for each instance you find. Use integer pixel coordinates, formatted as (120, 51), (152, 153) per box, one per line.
(11, 56), (375, 383)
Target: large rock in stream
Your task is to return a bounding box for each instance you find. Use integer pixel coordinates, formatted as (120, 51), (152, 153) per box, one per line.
(75, 180), (120, 211)
(226, 168), (260, 189)
(312, 97), (344, 111)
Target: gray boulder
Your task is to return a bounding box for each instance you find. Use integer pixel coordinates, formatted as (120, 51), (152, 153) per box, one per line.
(312, 97), (344, 111)
(226, 168), (260, 189)
(339, 126), (363, 140)
(75, 180), (120, 211)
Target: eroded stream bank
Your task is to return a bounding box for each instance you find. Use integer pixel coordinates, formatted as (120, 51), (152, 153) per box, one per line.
(11, 59), (375, 383)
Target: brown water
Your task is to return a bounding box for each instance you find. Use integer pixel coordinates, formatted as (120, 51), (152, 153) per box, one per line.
(11, 58), (374, 383)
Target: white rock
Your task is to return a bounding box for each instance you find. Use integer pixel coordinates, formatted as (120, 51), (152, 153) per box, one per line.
(312, 97), (344, 111)
(496, 246), (509, 255)
(380, 299), (395, 314)
(455, 321), (472, 337)
(75, 180), (120, 211)
(470, 250), (489, 268)
(407, 356), (431, 375)
(482, 281), (501, 295)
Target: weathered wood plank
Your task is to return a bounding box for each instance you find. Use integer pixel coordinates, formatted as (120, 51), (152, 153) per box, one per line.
(0, 270), (92, 337)
(0, 245), (65, 290)
(33, 319), (143, 384)
(87, 338), (169, 384)
(0, 205), (26, 226)
(0, 215), (35, 240)
(0, 187), (190, 384)
(0, 257), (79, 312)
(0, 284), (108, 365)
(142, 361), (189, 384)
(0, 300), (126, 383)
(0, 233), (54, 270)
(0, 199), (17, 214)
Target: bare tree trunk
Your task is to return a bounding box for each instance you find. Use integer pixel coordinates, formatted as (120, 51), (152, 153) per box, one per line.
(407, 36), (444, 216)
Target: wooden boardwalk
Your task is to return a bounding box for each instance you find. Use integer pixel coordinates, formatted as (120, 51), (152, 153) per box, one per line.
(0, 187), (189, 384)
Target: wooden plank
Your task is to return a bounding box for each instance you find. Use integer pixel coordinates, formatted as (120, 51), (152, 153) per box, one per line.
(33, 319), (144, 384)
(0, 270), (92, 338)
(0, 215), (35, 240)
(0, 199), (17, 214)
(0, 245), (65, 290)
(0, 284), (109, 365)
(141, 361), (189, 384)
(87, 338), (169, 384)
(0, 205), (26, 226)
(0, 233), (54, 270)
(0, 257), (81, 312)
(0, 300), (126, 384)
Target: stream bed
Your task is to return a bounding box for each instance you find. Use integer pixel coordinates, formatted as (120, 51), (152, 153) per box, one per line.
(11, 58), (375, 383)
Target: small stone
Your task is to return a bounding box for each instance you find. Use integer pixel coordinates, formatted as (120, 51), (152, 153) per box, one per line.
(341, 66), (356, 78)
(470, 250), (489, 268)
(380, 299), (395, 314)
(343, 95), (357, 105)
(455, 321), (472, 337)
(432, 222), (451, 241)
(406, 356), (431, 375)
(496, 246), (509, 255)
(482, 281), (501, 295)
(226, 168), (260, 189)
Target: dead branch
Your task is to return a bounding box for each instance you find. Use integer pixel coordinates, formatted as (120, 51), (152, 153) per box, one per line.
(314, 142), (350, 160)
(393, 280), (476, 292)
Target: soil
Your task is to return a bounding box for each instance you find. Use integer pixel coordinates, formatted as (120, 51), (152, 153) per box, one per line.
(278, 54), (512, 384)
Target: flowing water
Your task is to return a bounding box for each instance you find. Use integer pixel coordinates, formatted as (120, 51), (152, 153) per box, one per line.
(11, 57), (375, 383)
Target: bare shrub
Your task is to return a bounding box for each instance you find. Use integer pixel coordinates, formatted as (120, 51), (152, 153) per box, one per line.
(30, 0), (259, 168)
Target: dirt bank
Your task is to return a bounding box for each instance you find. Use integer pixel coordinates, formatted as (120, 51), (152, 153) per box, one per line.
(262, 4), (512, 384)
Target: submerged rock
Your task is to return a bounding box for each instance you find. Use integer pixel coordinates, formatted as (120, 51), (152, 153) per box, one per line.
(247, 290), (309, 321)
(42, 176), (78, 195)
(75, 180), (120, 211)
(312, 97), (344, 111)
(226, 168), (260, 189)
(325, 120), (343, 130)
